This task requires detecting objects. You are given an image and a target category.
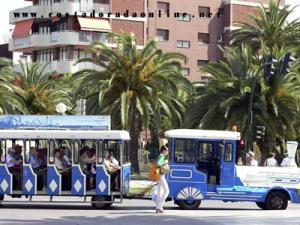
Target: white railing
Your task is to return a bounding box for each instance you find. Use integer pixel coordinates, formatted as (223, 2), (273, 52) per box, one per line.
(13, 36), (31, 47)
(10, 31), (108, 51)
(39, 60), (103, 73)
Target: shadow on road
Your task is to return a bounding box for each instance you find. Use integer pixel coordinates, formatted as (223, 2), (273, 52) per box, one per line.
(0, 203), (259, 211)
(1, 213), (300, 225)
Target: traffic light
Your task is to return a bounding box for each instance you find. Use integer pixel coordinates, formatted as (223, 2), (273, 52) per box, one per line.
(263, 55), (276, 82)
(279, 52), (295, 76)
(255, 126), (266, 141)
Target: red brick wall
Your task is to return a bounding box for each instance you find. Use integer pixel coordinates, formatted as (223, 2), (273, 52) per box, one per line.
(232, 5), (260, 25)
(111, 0), (144, 14)
(224, 4), (231, 28)
(111, 20), (144, 45)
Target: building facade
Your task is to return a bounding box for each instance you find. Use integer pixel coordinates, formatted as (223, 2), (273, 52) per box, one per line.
(9, 0), (284, 79)
(148, 0), (284, 81)
(9, 0), (146, 73)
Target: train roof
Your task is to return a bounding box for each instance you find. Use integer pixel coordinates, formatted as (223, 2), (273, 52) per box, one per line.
(0, 130), (130, 140)
(165, 129), (240, 141)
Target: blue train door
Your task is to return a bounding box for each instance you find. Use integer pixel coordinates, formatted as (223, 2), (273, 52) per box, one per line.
(95, 140), (110, 196)
(47, 139), (62, 195)
(22, 140), (38, 196)
(220, 141), (235, 187)
(121, 141), (131, 195)
(0, 140), (13, 196)
(71, 140), (86, 196)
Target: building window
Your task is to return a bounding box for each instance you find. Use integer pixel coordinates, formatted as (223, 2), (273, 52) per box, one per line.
(158, 2), (170, 14)
(199, 6), (211, 18)
(157, 29), (169, 41)
(177, 40), (190, 48)
(182, 68), (190, 76)
(197, 60), (209, 66)
(58, 47), (67, 61)
(93, 0), (109, 3)
(79, 31), (92, 42)
(201, 75), (212, 81)
(217, 8), (224, 17)
(198, 33), (210, 44)
(176, 13), (191, 22)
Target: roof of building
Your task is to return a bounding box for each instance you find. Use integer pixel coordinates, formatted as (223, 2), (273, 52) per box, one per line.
(164, 129), (241, 141)
(0, 130), (130, 140)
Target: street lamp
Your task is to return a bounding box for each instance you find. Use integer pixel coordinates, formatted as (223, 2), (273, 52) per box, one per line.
(56, 102), (67, 115)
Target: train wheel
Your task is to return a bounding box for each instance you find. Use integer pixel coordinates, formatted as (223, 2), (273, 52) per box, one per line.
(265, 192), (288, 210)
(0, 195), (3, 206)
(91, 196), (113, 209)
(176, 199), (201, 210)
(256, 202), (266, 210)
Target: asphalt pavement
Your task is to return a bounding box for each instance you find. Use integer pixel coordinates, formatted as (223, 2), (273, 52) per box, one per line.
(1, 199), (300, 225)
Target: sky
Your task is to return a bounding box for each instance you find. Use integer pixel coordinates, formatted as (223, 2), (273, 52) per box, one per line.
(0, 0), (299, 44)
(0, 0), (31, 44)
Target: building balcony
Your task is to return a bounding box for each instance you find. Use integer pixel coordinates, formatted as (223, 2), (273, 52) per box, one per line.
(41, 60), (103, 73)
(10, 1), (109, 24)
(13, 58), (103, 74)
(9, 31), (108, 51)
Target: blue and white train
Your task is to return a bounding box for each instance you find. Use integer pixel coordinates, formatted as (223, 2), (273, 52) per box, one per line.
(165, 129), (300, 210)
(0, 124), (299, 210)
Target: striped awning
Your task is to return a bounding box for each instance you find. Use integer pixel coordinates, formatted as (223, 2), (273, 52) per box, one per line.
(12, 19), (34, 38)
(77, 17), (111, 32)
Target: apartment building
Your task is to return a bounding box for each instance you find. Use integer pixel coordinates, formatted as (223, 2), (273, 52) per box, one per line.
(9, 0), (284, 79)
(9, 0), (146, 73)
(148, 0), (284, 81)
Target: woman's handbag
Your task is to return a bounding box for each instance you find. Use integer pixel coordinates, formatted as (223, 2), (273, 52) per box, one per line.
(160, 163), (170, 174)
(149, 162), (160, 181)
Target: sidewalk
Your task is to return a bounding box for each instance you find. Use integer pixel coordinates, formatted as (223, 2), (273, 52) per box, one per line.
(129, 179), (157, 195)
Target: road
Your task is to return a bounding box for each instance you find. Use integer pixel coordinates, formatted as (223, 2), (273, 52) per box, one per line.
(1, 199), (300, 225)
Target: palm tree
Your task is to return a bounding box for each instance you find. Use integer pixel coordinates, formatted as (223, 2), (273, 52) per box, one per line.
(184, 45), (300, 156)
(75, 32), (190, 173)
(0, 58), (27, 114)
(231, 0), (300, 55)
(12, 62), (73, 115)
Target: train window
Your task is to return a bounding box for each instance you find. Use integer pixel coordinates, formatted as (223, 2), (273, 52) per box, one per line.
(12, 140), (24, 162)
(73, 140), (81, 164)
(48, 139), (55, 164)
(198, 142), (213, 162)
(174, 139), (196, 163)
(0, 140), (6, 163)
(97, 140), (103, 164)
(107, 140), (119, 161)
(123, 141), (130, 163)
(24, 140), (31, 164)
(224, 143), (233, 162)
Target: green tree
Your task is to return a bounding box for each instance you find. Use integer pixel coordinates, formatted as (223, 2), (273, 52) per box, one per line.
(76, 32), (190, 173)
(0, 58), (27, 114)
(12, 62), (72, 115)
(184, 45), (300, 156)
(231, 0), (300, 55)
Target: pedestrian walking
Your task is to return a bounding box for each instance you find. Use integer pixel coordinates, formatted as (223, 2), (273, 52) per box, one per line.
(155, 145), (170, 213)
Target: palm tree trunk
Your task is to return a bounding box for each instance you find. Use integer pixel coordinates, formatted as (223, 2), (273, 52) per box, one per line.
(129, 104), (140, 174)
